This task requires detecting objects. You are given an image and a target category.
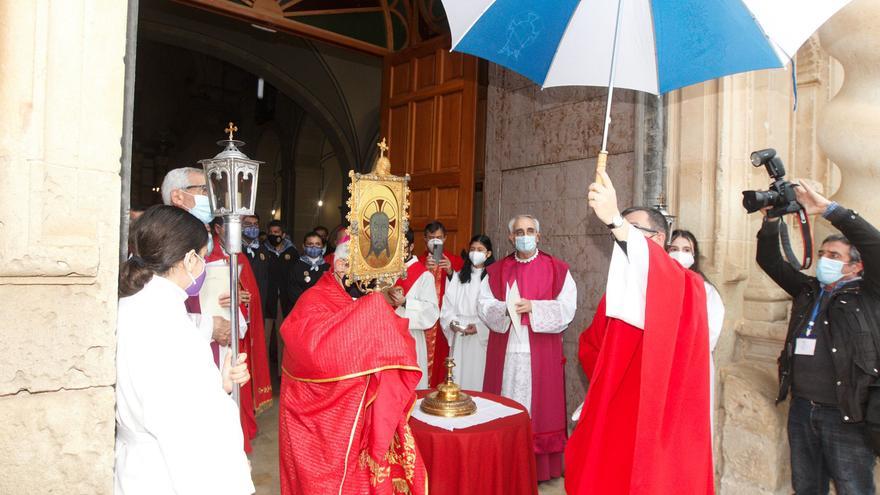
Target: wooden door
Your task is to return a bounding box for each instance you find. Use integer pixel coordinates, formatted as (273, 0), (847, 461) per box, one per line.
(380, 36), (479, 255)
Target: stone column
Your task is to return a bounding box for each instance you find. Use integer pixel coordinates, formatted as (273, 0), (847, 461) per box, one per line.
(0, 1), (129, 493)
(817, 0), (880, 216)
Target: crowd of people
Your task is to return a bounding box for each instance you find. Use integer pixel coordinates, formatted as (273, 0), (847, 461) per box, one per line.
(114, 164), (880, 495)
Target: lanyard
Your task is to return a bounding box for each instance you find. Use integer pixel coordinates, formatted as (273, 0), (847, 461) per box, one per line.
(803, 289), (826, 337)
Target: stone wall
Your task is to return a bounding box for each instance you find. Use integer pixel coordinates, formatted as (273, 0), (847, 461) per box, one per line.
(483, 65), (639, 419)
(0, 1), (129, 493)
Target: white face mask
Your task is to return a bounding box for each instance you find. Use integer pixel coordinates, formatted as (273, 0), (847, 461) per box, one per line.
(469, 251), (487, 267)
(669, 251), (695, 269)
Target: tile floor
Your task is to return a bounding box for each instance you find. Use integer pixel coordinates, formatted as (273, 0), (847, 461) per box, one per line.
(250, 400), (565, 495)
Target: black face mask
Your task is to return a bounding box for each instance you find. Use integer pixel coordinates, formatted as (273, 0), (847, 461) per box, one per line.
(268, 234), (282, 246)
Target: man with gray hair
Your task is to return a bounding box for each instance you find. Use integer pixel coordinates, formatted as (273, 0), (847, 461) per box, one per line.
(478, 213), (577, 482)
(160, 167), (214, 224)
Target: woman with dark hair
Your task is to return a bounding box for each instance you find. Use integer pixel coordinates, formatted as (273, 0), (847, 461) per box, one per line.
(115, 205), (254, 495)
(439, 234), (495, 390)
(667, 229), (725, 428)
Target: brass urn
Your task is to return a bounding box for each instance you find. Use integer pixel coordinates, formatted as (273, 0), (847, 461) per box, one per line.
(420, 321), (477, 417)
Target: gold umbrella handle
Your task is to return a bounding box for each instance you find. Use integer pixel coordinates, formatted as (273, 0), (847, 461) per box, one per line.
(595, 150), (608, 185)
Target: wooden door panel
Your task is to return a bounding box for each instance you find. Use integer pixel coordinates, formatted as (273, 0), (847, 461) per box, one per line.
(437, 92), (463, 172)
(388, 105), (409, 174)
(411, 98), (436, 174)
(390, 61), (412, 98)
(381, 36), (478, 254)
(416, 53), (438, 90)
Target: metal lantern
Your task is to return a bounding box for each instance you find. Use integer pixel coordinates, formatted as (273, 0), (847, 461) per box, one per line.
(198, 122), (263, 408)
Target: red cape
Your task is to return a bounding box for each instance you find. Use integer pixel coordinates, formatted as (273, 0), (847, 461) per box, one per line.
(565, 239), (714, 494)
(279, 274), (427, 495)
(206, 240), (273, 454)
(417, 251), (464, 386)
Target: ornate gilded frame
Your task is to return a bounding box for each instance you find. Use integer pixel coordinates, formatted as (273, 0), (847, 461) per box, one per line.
(345, 140), (410, 290)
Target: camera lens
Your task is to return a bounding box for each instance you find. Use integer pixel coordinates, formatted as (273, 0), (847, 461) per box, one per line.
(742, 190), (778, 213)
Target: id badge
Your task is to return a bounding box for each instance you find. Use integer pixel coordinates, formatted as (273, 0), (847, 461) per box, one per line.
(795, 338), (817, 356)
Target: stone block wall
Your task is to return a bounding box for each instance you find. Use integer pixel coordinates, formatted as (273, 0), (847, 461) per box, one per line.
(483, 64), (639, 419)
(0, 1), (129, 493)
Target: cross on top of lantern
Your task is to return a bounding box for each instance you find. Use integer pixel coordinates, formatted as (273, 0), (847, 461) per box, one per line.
(199, 121), (263, 217)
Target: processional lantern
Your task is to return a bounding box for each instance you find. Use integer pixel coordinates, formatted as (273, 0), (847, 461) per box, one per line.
(199, 122), (263, 408)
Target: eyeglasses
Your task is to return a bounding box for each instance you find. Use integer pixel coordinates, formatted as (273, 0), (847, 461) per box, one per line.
(184, 184), (209, 195)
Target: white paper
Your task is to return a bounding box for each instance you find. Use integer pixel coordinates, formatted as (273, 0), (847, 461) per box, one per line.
(506, 281), (523, 335)
(200, 261), (230, 320)
(411, 396), (525, 431)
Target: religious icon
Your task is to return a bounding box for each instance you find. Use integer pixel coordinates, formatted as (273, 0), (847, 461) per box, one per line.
(345, 138), (410, 291)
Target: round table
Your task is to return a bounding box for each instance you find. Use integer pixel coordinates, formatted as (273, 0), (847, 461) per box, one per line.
(409, 390), (539, 495)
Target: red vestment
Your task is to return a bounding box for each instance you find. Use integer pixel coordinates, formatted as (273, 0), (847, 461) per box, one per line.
(417, 251), (464, 386)
(482, 251), (570, 481)
(565, 239), (714, 494)
(206, 241), (273, 454)
(279, 274), (427, 495)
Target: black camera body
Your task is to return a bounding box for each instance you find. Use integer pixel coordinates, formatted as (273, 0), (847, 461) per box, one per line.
(742, 148), (802, 218)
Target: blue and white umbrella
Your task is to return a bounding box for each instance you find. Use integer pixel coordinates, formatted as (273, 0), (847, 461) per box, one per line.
(442, 0), (851, 172)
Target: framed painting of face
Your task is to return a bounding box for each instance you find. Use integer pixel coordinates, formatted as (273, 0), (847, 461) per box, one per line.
(345, 139), (410, 290)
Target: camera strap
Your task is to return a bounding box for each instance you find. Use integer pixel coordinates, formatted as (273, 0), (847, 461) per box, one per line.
(779, 210), (813, 270)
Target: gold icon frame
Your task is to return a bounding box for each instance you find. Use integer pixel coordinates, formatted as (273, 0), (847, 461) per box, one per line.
(345, 139), (410, 291)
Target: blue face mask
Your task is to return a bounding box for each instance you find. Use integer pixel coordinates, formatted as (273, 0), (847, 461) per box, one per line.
(515, 235), (537, 253)
(816, 257), (846, 285)
(205, 236), (214, 257)
(304, 246), (323, 259)
(186, 193), (214, 225)
(243, 225), (260, 239)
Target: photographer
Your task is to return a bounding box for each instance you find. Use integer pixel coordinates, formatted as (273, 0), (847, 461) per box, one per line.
(756, 180), (880, 494)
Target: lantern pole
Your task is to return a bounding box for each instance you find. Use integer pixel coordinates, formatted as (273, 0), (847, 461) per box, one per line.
(201, 121), (263, 410)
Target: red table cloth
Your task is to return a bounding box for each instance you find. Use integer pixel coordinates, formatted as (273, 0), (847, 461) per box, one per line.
(410, 390), (539, 495)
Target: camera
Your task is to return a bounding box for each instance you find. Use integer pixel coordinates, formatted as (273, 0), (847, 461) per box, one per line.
(741, 148), (802, 218)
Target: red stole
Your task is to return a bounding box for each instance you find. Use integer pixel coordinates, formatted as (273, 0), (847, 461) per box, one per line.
(279, 274), (427, 495)
(417, 251), (464, 386)
(482, 252), (570, 458)
(206, 240), (274, 454)
(395, 258), (428, 294)
(565, 240), (713, 494)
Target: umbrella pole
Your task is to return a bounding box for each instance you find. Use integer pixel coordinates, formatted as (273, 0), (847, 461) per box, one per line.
(596, 0), (625, 184)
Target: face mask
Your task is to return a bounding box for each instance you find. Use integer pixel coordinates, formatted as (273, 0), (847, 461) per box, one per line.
(205, 236), (214, 257)
(185, 252), (207, 296)
(243, 225), (260, 239)
(816, 257), (846, 285)
(427, 238), (444, 249)
(469, 251), (487, 267)
(185, 193), (214, 224)
(669, 251), (695, 269)
(304, 246), (323, 258)
(515, 235), (537, 253)
(268, 234), (282, 246)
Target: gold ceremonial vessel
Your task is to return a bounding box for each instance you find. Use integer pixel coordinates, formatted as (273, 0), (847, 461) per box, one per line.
(420, 321), (477, 417)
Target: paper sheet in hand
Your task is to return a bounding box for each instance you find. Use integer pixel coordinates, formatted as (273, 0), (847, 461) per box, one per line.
(200, 261), (230, 320)
(506, 281), (523, 335)
(411, 396), (524, 431)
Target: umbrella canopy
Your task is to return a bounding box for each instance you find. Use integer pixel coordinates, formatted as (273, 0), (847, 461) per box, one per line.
(444, 0), (851, 95)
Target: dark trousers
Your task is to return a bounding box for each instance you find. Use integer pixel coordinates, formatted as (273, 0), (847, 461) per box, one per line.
(788, 397), (877, 494)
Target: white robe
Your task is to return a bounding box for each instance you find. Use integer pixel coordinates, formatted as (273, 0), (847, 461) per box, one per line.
(604, 226), (725, 424)
(396, 257), (440, 389)
(115, 276), (254, 495)
(440, 267), (489, 391)
(477, 251), (578, 413)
